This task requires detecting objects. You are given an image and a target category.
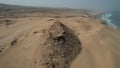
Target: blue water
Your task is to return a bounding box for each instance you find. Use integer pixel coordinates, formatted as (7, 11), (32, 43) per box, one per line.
(100, 11), (120, 30)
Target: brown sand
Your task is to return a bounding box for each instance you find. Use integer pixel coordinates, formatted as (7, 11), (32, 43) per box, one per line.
(0, 10), (120, 68)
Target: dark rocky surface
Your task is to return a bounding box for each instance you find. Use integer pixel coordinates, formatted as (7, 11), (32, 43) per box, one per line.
(39, 22), (82, 68)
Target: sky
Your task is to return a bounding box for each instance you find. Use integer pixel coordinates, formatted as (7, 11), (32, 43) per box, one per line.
(0, 0), (120, 11)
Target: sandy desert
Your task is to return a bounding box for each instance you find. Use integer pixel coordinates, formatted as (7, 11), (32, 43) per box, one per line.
(0, 3), (120, 68)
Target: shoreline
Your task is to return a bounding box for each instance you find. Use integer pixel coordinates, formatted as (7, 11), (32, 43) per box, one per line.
(99, 12), (118, 30)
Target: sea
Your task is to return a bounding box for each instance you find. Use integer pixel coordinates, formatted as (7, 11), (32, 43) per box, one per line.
(100, 11), (120, 30)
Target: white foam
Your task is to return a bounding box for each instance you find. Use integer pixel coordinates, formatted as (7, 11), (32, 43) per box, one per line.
(101, 13), (117, 29)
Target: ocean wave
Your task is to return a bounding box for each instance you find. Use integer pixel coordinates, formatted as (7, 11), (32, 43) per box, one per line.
(101, 13), (117, 29)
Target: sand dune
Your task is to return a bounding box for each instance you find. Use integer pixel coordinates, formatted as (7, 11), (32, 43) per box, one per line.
(0, 7), (120, 68)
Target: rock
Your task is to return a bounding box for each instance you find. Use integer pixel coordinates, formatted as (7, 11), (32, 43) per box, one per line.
(39, 21), (82, 68)
(11, 39), (17, 46)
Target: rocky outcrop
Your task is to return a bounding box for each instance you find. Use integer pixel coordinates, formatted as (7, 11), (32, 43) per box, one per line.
(39, 22), (82, 68)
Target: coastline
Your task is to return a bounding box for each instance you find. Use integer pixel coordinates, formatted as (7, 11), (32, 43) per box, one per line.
(0, 7), (120, 68)
(99, 12), (118, 29)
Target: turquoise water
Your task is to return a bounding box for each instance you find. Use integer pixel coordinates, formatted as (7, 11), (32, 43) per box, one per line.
(100, 11), (120, 30)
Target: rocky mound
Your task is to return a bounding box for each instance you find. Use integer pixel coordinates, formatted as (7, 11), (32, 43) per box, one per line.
(38, 22), (82, 68)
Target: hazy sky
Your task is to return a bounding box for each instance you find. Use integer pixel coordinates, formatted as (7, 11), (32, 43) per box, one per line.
(0, 0), (119, 11)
